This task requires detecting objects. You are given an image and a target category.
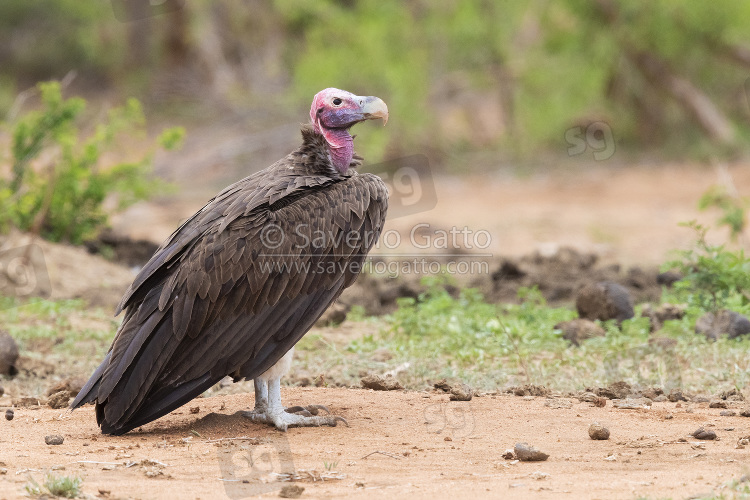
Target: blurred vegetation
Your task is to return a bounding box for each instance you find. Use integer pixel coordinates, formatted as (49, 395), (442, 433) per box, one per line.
(0, 81), (184, 243)
(2, 1), (750, 165)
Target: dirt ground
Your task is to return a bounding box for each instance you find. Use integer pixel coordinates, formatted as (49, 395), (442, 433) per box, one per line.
(2, 388), (749, 500)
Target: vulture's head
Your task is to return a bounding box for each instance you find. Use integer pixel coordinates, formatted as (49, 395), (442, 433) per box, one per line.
(310, 88), (389, 173)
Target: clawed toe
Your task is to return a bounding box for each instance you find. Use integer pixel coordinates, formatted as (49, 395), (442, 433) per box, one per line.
(284, 404), (331, 416)
(241, 407), (347, 431)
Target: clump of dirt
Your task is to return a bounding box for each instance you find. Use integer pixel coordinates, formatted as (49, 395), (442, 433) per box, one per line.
(449, 383), (473, 401)
(641, 303), (686, 331)
(695, 310), (750, 340)
(0, 329), (19, 376)
(481, 247), (663, 306)
(554, 318), (605, 346)
(593, 381), (633, 400)
(0, 231), (135, 310)
(514, 442), (549, 461)
(576, 281), (635, 322)
(508, 384), (551, 397)
(360, 374), (403, 391)
(84, 229), (159, 269)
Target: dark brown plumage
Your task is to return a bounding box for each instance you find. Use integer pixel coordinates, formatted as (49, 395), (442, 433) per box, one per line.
(72, 118), (388, 435)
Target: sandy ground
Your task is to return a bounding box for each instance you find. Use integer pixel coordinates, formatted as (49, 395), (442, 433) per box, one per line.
(2, 388), (749, 499)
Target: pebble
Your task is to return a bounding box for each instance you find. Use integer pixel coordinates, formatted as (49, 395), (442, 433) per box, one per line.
(613, 398), (651, 409)
(691, 428), (717, 440)
(588, 422), (610, 440)
(47, 391), (71, 410)
(279, 484), (305, 498)
(45, 435), (64, 446)
(720, 410), (736, 417)
(360, 374), (403, 391)
(449, 384), (473, 401)
(5, 409), (13, 421)
(514, 442), (549, 462)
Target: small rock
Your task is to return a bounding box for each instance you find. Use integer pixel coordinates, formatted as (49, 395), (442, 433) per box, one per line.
(449, 384), (473, 401)
(576, 281), (634, 323)
(668, 389), (688, 402)
(47, 391), (71, 410)
(444, 436), (452, 442)
(433, 379), (452, 392)
(190, 406), (200, 414)
(613, 398), (652, 409)
(740, 408), (750, 417)
(709, 400), (728, 409)
(46, 378), (86, 397)
(5, 409), (14, 420)
(514, 442), (549, 462)
(595, 381), (631, 400)
(716, 388), (745, 402)
(361, 374), (403, 391)
(691, 428), (717, 440)
(692, 396), (710, 403)
(588, 422), (610, 440)
(555, 318), (606, 346)
(45, 435), (64, 445)
(530, 471), (550, 480)
(501, 449), (515, 460)
(653, 395), (667, 402)
(510, 384), (550, 397)
(0, 330), (19, 376)
(544, 399), (573, 409)
(664, 413), (674, 420)
(593, 397), (607, 407)
(695, 310), (750, 340)
(578, 391), (598, 403)
(279, 484), (305, 498)
(642, 387), (664, 400)
(720, 410), (736, 417)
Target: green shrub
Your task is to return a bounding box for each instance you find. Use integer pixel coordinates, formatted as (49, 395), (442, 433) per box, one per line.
(1, 81), (184, 244)
(664, 221), (750, 314)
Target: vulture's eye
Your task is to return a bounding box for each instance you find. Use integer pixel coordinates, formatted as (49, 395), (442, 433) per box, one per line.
(332, 98), (343, 106)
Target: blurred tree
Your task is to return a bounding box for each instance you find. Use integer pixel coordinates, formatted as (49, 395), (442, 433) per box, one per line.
(2, 0), (750, 164)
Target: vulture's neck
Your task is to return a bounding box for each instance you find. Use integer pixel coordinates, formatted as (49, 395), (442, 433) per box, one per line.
(301, 125), (361, 175)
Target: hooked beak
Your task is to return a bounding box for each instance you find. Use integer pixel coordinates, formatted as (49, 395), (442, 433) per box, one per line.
(358, 96), (389, 126)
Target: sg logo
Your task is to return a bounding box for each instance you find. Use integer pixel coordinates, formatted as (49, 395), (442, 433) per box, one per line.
(565, 121), (615, 160)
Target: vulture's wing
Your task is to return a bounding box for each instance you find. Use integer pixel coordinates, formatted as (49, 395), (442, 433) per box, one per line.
(72, 172), (387, 435)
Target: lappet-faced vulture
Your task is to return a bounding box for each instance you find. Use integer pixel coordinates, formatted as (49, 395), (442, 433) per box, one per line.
(71, 88), (389, 434)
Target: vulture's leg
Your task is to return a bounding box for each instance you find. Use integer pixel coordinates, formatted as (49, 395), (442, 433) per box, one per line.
(242, 347), (347, 431)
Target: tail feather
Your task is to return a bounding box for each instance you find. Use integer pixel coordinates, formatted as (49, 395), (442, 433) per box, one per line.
(70, 353), (111, 409)
(99, 373), (217, 435)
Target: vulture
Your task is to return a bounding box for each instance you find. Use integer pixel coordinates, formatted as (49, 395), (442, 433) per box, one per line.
(71, 88), (389, 434)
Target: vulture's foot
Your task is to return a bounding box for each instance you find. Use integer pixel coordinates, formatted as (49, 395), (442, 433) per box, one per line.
(241, 407), (347, 431)
(284, 404), (330, 417)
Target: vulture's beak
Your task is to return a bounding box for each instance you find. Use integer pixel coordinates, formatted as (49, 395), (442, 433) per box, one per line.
(358, 96), (389, 126)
